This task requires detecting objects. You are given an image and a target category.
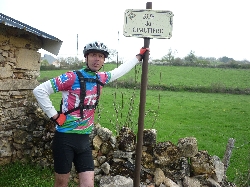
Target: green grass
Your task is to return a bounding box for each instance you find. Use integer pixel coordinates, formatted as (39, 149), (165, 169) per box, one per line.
(0, 162), (80, 187)
(103, 64), (250, 89)
(38, 64), (250, 90)
(3, 66), (249, 186)
(43, 66), (250, 185)
(147, 65), (250, 89)
(0, 162), (54, 187)
(49, 87), (250, 185)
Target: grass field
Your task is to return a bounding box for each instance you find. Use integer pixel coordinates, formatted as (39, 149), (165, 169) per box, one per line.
(109, 64), (250, 89)
(2, 65), (248, 186)
(49, 87), (250, 184)
(43, 65), (250, 185)
(38, 64), (250, 89)
(120, 90), (249, 183)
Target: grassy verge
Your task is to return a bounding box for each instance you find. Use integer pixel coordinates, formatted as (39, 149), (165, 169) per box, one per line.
(0, 162), (54, 187)
(0, 161), (98, 187)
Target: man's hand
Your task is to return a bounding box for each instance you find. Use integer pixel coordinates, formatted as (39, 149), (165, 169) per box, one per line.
(136, 47), (150, 61)
(52, 113), (66, 126)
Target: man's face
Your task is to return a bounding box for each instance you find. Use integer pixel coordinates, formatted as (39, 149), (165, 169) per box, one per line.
(86, 52), (105, 72)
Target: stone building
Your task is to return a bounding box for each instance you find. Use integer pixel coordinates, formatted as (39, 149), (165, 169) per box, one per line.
(0, 13), (62, 165)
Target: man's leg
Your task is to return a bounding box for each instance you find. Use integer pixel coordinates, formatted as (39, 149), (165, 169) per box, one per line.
(78, 171), (94, 187)
(54, 172), (70, 187)
(52, 132), (74, 187)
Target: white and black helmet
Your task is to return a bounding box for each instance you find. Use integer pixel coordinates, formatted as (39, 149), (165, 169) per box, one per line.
(83, 41), (109, 58)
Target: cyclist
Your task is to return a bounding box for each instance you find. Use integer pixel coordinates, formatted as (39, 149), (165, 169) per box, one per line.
(33, 41), (149, 187)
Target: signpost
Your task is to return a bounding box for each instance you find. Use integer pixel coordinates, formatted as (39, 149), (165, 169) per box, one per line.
(124, 9), (173, 39)
(123, 2), (173, 187)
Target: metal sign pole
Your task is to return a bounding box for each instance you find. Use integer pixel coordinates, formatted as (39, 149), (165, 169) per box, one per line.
(134, 2), (152, 187)
(122, 2), (173, 185)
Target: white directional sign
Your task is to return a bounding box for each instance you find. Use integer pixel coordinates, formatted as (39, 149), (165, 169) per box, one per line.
(123, 9), (173, 39)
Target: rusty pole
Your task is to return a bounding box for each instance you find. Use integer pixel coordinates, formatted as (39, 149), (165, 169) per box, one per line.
(134, 2), (152, 187)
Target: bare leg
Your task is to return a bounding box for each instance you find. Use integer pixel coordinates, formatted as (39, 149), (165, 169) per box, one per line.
(54, 172), (70, 187)
(78, 171), (94, 187)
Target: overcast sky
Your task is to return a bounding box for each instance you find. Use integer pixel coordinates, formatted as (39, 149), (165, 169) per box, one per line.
(1, 0), (250, 61)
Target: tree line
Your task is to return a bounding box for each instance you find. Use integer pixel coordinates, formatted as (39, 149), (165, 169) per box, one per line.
(40, 49), (250, 70)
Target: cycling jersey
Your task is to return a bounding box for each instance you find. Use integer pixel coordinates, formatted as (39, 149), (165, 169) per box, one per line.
(33, 57), (139, 134)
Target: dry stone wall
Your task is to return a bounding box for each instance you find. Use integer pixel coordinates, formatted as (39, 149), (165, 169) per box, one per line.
(91, 125), (236, 187)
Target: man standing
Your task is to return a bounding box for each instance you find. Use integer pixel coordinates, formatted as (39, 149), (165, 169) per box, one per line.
(33, 41), (149, 187)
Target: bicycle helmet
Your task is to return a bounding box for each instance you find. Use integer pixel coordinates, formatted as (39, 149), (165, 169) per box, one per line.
(83, 41), (109, 58)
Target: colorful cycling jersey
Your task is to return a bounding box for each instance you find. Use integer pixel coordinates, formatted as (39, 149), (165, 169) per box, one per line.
(33, 57), (139, 135)
(50, 69), (111, 134)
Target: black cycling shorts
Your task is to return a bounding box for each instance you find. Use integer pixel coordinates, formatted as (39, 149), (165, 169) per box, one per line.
(52, 131), (94, 174)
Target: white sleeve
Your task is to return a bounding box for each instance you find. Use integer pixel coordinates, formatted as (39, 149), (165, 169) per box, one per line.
(33, 80), (58, 118)
(109, 56), (139, 82)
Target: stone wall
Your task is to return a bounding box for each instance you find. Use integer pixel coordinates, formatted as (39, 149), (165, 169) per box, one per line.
(90, 125), (236, 187)
(0, 24), (42, 165)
